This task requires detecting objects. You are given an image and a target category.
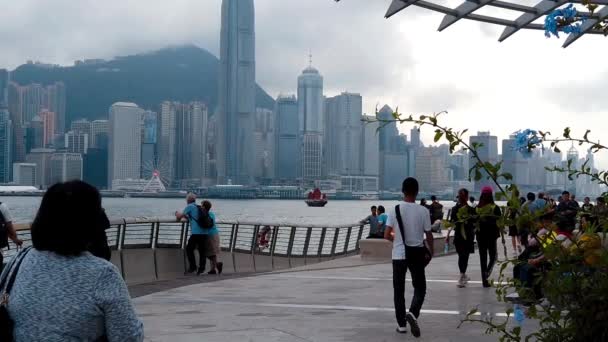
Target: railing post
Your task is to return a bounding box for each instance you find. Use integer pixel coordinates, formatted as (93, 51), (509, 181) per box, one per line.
(344, 226), (352, 254)
(152, 222), (160, 280)
(355, 224), (364, 251)
(250, 225), (259, 272)
(231, 223), (239, 273)
(330, 228), (339, 259)
(317, 228), (326, 262)
(118, 220), (127, 279)
(270, 226), (279, 270)
(287, 226), (296, 268)
(303, 227), (312, 265)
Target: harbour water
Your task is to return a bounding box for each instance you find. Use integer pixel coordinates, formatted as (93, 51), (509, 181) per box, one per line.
(0, 196), (461, 225)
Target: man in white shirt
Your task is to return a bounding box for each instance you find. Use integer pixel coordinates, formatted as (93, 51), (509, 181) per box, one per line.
(0, 202), (23, 269)
(384, 177), (433, 338)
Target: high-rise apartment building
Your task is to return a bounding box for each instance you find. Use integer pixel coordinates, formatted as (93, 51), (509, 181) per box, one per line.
(298, 62), (324, 185)
(108, 102), (143, 188)
(415, 146), (448, 192)
(141, 110), (158, 178)
(274, 95), (299, 182)
(50, 152), (83, 184)
(90, 120), (109, 149)
(65, 131), (89, 154)
(158, 101), (177, 183)
(469, 131), (498, 191)
(0, 109), (12, 183)
(361, 115), (380, 178)
(46, 82), (66, 134)
(39, 110), (56, 147)
(25, 148), (55, 187)
(217, 0), (256, 185)
(8, 83), (26, 163)
(175, 102), (207, 185)
(12, 163), (37, 186)
(22, 84), (44, 123)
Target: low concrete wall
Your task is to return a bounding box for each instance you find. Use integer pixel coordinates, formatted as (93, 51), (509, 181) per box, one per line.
(360, 233), (455, 261)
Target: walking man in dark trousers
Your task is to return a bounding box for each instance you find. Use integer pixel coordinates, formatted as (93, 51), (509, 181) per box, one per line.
(176, 193), (206, 275)
(384, 177), (434, 338)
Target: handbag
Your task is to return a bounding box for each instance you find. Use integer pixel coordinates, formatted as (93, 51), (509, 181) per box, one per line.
(394, 205), (432, 266)
(0, 247), (32, 341)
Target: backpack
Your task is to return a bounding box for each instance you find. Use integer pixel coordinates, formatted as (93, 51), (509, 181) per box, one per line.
(0, 203), (8, 249)
(190, 205), (214, 229)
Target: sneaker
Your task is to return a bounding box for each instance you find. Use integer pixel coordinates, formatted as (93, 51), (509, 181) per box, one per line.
(463, 274), (470, 284)
(196, 268), (205, 276)
(217, 262), (224, 275)
(457, 274), (466, 288)
(483, 279), (492, 288)
(405, 312), (420, 338)
(396, 326), (407, 334)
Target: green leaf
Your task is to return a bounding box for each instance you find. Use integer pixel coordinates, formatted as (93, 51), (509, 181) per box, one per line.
(434, 130), (444, 142)
(554, 146), (561, 153)
(475, 170), (483, 181)
(563, 127), (571, 138)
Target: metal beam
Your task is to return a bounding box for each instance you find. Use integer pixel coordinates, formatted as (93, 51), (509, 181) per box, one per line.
(563, 5), (608, 47)
(498, 0), (570, 42)
(385, 0), (420, 18)
(439, 0), (498, 31)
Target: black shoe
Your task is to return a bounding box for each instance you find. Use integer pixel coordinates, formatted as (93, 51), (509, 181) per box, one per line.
(405, 312), (420, 338)
(483, 279), (492, 288)
(208, 270), (217, 275)
(197, 268), (205, 276)
(217, 262), (224, 275)
(186, 268), (197, 274)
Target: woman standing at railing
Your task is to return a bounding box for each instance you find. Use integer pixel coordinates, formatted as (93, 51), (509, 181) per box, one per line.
(202, 200), (223, 275)
(0, 181), (144, 342)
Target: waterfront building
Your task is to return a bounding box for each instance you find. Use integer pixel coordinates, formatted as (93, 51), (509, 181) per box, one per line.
(0, 109), (12, 183)
(45, 82), (66, 134)
(158, 101), (177, 183)
(175, 102), (207, 185)
(90, 120), (109, 149)
(361, 115), (380, 184)
(217, 0), (256, 185)
(8, 83), (26, 163)
(108, 102), (143, 189)
(111, 178), (148, 192)
(39, 109), (56, 147)
(377, 105), (411, 191)
(25, 117), (44, 153)
(298, 61), (324, 186)
(25, 148), (55, 187)
(415, 146), (448, 192)
(50, 152), (83, 184)
(469, 131), (498, 191)
(141, 110), (158, 178)
(65, 131), (88, 154)
(274, 95), (299, 183)
(22, 83), (44, 123)
(12, 163), (37, 186)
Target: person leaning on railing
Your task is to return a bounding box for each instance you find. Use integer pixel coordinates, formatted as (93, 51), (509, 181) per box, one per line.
(0, 181), (144, 342)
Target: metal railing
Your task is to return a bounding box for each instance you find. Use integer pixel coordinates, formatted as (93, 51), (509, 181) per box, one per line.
(5, 218), (370, 274)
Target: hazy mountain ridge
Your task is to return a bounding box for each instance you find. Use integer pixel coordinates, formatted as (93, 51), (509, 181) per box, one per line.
(11, 45), (275, 123)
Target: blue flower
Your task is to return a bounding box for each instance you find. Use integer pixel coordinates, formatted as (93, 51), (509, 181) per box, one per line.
(512, 129), (542, 158)
(544, 4), (583, 38)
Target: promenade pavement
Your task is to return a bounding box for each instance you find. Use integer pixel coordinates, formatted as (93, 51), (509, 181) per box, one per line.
(133, 252), (529, 341)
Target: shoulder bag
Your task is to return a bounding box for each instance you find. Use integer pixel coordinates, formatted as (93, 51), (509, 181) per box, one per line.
(394, 205), (432, 267)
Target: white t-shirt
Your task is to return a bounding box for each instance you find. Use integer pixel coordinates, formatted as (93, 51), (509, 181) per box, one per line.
(0, 203), (13, 222)
(386, 202), (432, 260)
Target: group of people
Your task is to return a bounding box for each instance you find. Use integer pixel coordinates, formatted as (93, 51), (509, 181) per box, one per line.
(175, 193), (223, 275)
(360, 205), (388, 238)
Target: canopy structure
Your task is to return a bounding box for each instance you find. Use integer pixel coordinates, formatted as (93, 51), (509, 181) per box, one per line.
(336, 0), (608, 47)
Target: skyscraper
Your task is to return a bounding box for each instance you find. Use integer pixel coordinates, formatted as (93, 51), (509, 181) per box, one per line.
(22, 84), (44, 123)
(217, 0), (256, 185)
(108, 102), (143, 188)
(158, 101), (177, 183)
(90, 120), (109, 149)
(469, 131), (498, 191)
(175, 102), (208, 185)
(25, 148), (55, 188)
(141, 110), (158, 179)
(65, 131), (89, 154)
(298, 61), (324, 185)
(0, 69), (8, 108)
(46, 82), (66, 134)
(253, 108), (274, 181)
(0, 109), (12, 183)
(274, 95), (299, 182)
(325, 92), (362, 177)
(39, 110), (56, 147)
(361, 115), (380, 178)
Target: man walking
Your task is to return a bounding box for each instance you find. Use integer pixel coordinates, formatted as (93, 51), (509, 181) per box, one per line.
(0, 202), (23, 270)
(384, 177), (434, 338)
(176, 193), (206, 275)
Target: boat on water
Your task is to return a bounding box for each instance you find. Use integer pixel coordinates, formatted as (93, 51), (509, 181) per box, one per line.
(305, 188), (328, 207)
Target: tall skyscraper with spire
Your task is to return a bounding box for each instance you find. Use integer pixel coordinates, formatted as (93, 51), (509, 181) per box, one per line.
(217, 0), (256, 185)
(298, 57), (324, 186)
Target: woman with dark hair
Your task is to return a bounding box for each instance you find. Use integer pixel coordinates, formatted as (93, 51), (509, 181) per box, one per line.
(1, 181), (144, 341)
(201, 200), (223, 275)
(476, 186), (503, 288)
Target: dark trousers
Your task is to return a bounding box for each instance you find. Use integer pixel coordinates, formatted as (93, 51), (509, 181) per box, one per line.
(186, 234), (206, 271)
(513, 263), (542, 299)
(392, 256), (426, 327)
(455, 243), (470, 274)
(478, 236), (497, 280)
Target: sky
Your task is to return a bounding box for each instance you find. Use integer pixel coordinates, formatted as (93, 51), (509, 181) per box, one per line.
(1, 0), (606, 167)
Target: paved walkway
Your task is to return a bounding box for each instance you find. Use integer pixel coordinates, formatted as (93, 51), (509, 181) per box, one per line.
(134, 253), (526, 341)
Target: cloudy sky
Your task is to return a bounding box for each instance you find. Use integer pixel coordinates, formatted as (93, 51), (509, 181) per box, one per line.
(1, 0), (606, 167)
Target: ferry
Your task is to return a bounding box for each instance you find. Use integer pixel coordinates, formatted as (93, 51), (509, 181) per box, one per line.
(305, 188), (328, 207)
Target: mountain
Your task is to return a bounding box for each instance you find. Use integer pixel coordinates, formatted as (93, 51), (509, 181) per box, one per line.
(10, 45), (275, 124)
